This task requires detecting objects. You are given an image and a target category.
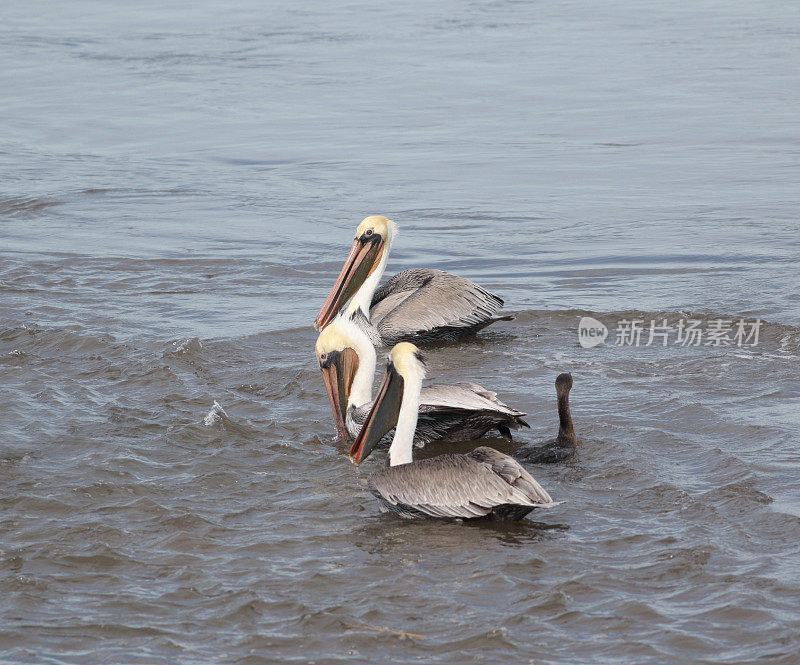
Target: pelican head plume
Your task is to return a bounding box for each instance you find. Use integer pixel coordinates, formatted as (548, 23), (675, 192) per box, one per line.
(349, 342), (426, 466)
(388, 341), (426, 382)
(314, 215), (397, 331)
(315, 315), (376, 442)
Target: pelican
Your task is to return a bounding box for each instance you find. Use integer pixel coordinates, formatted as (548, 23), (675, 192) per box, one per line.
(348, 343), (561, 521)
(314, 216), (513, 346)
(513, 373), (577, 464)
(315, 314), (529, 445)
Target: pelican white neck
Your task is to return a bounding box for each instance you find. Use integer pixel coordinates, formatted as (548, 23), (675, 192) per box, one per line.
(345, 222), (396, 320)
(341, 318), (376, 408)
(387, 343), (425, 467)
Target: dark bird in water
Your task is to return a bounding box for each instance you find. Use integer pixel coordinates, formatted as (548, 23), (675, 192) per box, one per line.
(513, 373), (577, 464)
(315, 314), (529, 446)
(314, 216), (513, 346)
(349, 343), (561, 521)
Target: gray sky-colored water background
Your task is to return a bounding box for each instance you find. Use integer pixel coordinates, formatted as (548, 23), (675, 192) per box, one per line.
(2, 2), (800, 664)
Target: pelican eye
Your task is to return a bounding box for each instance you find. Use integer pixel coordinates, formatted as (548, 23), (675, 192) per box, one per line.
(365, 228), (373, 236)
(319, 353), (327, 362)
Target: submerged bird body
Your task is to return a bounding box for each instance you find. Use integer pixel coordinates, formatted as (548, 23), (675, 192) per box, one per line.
(349, 343), (560, 521)
(514, 440), (574, 464)
(316, 315), (528, 447)
(514, 373), (577, 464)
(315, 216), (512, 346)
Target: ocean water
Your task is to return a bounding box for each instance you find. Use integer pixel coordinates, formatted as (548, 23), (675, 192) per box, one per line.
(2, 1), (800, 663)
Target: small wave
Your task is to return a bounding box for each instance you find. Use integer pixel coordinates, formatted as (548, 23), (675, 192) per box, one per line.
(0, 453), (32, 467)
(203, 400), (229, 427)
(172, 337), (203, 354)
(0, 324), (125, 357)
(0, 195), (61, 217)
(1, 349), (29, 366)
(777, 331), (800, 358)
(701, 481), (773, 507)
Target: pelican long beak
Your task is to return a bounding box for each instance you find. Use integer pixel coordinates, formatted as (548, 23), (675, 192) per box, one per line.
(314, 235), (384, 330)
(319, 348), (359, 442)
(349, 362), (404, 465)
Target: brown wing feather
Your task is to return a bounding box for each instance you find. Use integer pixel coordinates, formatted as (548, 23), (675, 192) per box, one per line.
(369, 269), (504, 341)
(419, 383), (525, 417)
(467, 447), (555, 504)
(367, 451), (555, 519)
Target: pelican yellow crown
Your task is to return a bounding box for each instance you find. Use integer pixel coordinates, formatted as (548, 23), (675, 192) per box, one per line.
(315, 319), (352, 358)
(355, 215), (397, 240)
(389, 341), (425, 377)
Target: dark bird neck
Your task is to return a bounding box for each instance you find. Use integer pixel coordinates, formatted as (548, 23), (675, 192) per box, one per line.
(557, 392), (576, 445)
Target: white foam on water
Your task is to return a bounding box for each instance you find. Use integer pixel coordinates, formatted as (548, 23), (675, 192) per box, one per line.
(203, 400), (228, 427)
(174, 337), (203, 354)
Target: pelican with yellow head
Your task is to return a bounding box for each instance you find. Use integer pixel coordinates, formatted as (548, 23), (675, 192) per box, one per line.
(348, 342), (562, 521)
(314, 216), (513, 346)
(315, 314), (529, 446)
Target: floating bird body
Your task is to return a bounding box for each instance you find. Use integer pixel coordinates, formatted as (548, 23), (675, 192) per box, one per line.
(315, 315), (529, 446)
(514, 373), (577, 464)
(349, 343), (561, 521)
(315, 216), (512, 346)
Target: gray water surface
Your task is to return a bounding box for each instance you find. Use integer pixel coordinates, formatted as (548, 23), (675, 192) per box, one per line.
(2, 2), (800, 664)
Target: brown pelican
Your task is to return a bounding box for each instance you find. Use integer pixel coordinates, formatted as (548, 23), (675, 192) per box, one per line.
(348, 343), (561, 520)
(315, 314), (529, 445)
(513, 373), (577, 464)
(314, 215), (513, 346)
